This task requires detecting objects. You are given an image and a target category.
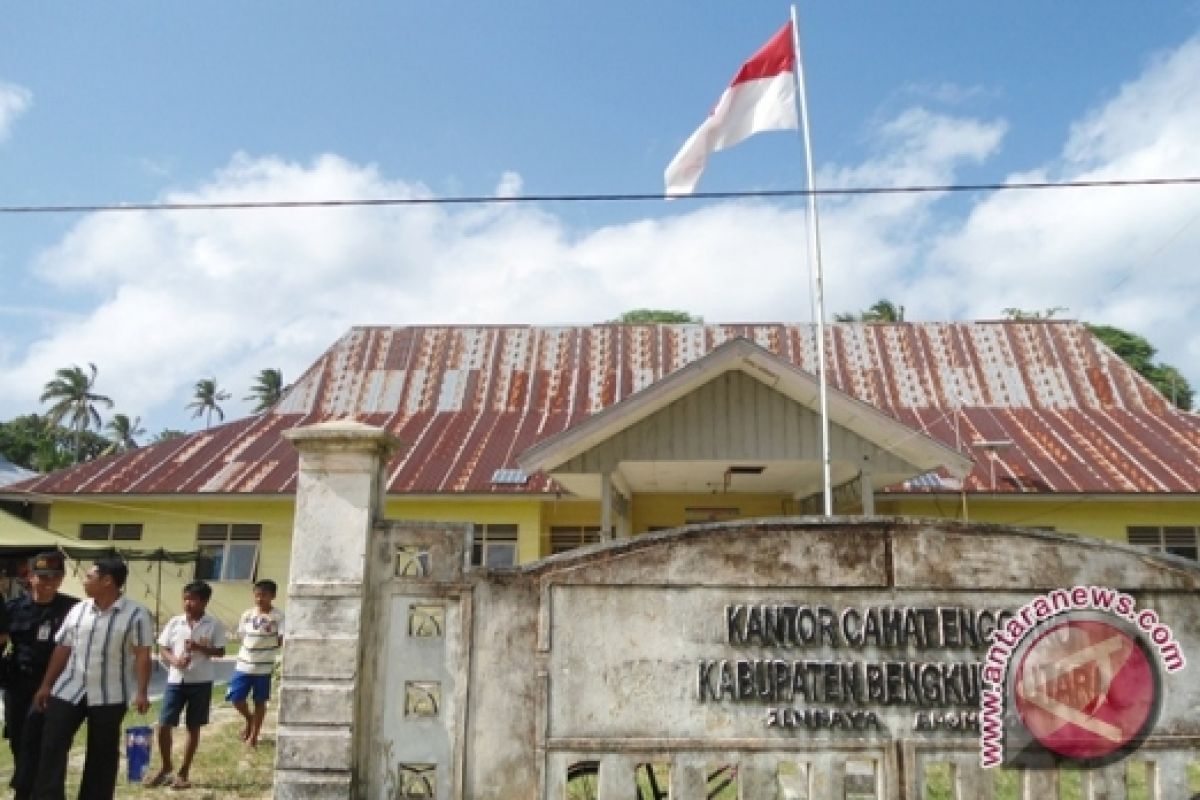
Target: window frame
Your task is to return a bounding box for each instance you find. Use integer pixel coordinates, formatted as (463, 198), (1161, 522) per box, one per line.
(194, 523), (262, 582)
(549, 525), (601, 555)
(471, 524), (518, 568)
(79, 522), (144, 542)
(1127, 525), (1199, 561)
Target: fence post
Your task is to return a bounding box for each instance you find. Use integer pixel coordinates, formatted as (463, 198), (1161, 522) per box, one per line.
(274, 420), (399, 799)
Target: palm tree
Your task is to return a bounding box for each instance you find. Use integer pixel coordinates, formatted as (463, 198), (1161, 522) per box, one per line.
(864, 299), (905, 322)
(834, 299), (906, 323)
(245, 368), (284, 413)
(39, 363), (113, 463)
(187, 378), (231, 429)
(103, 414), (145, 455)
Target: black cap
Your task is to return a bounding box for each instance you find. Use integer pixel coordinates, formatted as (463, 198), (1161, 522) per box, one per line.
(30, 552), (65, 577)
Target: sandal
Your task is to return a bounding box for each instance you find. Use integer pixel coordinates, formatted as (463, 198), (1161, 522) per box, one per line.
(143, 771), (173, 788)
(170, 776), (192, 790)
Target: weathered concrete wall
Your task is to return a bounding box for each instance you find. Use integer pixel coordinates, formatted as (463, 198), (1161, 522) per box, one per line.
(278, 421), (1200, 799)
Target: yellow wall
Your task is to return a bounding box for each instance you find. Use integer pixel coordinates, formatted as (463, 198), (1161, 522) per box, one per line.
(883, 496), (1200, 544)
(43, 491), (1196, 629)
(46, 498), (294, 631)
(631, 492), (794, 531)
(384, 497), (544, 563)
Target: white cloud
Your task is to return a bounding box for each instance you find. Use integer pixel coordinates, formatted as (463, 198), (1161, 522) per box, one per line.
(0, 80), (32, 141)
(910, 33), (1200, 371)
(5, 32), (1200, 431)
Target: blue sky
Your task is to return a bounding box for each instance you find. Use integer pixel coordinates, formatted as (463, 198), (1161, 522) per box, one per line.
(2, 2), (1200, 435)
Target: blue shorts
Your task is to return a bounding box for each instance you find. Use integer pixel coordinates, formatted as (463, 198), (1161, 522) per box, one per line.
(225, 671), (272, 703)
(160, 682), (212, 728)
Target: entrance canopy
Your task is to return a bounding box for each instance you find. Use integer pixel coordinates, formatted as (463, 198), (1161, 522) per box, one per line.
(519, 338), (972, 502)
(0, 511), (107, 559)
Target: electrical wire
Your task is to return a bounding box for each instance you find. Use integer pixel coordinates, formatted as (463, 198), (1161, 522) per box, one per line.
(2, 175), (1200, 215)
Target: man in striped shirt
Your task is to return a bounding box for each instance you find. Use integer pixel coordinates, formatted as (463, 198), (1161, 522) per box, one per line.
(33, 558), (152, 800)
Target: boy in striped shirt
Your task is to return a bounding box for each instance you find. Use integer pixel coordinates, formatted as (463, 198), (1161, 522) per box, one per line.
(225, 579), (284, 747)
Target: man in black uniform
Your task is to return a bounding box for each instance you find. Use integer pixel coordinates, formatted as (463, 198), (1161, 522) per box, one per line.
(1, 552), (78, 800)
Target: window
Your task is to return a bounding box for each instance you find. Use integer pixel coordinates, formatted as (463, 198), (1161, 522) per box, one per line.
(550, 526), (600, 555)
(195, 523), (261, 581)
(79, 523), (143, 541)
(1128, 526), (1199, 560)
(471, 524), (517, 567)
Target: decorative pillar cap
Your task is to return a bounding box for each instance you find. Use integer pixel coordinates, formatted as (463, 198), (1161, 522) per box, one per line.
(284, 419), (402, 457)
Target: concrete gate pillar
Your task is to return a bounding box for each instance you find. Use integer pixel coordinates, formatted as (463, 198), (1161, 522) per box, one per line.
(275, 420), (399, 799)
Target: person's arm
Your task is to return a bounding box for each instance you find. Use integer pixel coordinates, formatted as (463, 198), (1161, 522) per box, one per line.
(201, 619), (228, 659)
(0, 600), (10, 650)
(158, 620), (188, 669)
(133, 645), (151, 713)
(33, 645), (70, 711)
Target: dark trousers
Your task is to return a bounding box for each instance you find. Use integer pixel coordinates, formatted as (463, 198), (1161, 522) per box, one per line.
(5, 680), (47, 796)
(4, 683), (31, 765)
(33, 697), (127, 800)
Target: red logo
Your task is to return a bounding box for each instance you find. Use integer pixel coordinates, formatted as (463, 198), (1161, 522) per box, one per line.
(1014, 619), (1158, 761)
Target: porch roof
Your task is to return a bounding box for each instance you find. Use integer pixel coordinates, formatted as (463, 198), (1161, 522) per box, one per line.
(518, 337), (972, 496)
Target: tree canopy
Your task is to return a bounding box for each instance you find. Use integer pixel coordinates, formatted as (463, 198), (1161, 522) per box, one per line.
(0, 414), (109, 472)
(1001, 306), (1068, 320)
(104, 413), (145, 455)
(611, 309), (702, 324)
(187, 378), (231, 429)
(245, 368), (285, 414)
(39, 363), (113, 463)
(1088, 324), (1193, 410)
(834, 299), (906, 323)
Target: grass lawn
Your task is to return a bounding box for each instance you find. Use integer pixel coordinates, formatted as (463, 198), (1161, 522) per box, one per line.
(0, 685), (275, 799)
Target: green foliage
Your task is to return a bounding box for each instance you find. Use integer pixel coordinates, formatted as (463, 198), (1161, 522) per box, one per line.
(152, 429), (188, 443)
(39, 362), (113, 463)
(245, 368), (285, 414)
(612, 309), (702, 324)
(835, 299), (905, 323)
(1088, 324), (1193, 410)
(0, 414), (108, 472)
(187, 377), (232, 429)
(103, 413), (145, 455)
(1002, 306), (1068, 320)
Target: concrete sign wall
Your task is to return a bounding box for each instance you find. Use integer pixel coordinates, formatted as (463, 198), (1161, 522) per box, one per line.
(277, 423), (1200, 799)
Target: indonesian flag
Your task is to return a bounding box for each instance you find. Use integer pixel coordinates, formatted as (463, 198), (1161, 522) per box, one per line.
(664, 22), (799, 195)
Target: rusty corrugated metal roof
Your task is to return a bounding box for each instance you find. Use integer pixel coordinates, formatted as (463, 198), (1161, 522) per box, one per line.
(11, 321), (1200, 497)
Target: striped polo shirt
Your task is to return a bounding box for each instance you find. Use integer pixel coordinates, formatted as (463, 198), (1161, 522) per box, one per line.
(52, 595), (153, 706)
(235, 607), (285, 676)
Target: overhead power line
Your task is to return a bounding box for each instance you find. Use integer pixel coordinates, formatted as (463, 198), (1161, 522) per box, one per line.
(1, 175), (1199, 215)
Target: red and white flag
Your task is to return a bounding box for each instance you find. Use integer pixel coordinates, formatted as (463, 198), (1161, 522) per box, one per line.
(664, 22), (799, 195)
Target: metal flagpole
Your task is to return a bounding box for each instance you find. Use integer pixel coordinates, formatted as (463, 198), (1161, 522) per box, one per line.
(790, 5), (833, 516)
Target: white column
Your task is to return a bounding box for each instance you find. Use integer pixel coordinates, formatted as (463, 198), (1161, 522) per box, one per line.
(275, 420), (400, 800)
(600, 471), (614, 541)
(860, 459), (875, 516)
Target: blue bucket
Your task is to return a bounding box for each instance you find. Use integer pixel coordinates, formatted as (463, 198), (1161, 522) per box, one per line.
(125, 725), (153, 783)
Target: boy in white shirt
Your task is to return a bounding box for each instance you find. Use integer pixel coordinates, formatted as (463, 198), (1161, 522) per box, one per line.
(144, 580), (227, 790)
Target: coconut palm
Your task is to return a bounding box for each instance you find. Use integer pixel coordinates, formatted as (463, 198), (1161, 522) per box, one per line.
(39, 363), (113, 463)
(245, 368), (284, 413)
(187, 378), (231, 429)
(834, 299), (906, 323)
(103, 413), (145, 455)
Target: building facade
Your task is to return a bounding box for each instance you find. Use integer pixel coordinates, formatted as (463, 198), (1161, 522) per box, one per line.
(6, 321), (1198, 628)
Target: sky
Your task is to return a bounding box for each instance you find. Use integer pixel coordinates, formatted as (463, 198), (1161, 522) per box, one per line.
(2, 2), (1200, 437)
